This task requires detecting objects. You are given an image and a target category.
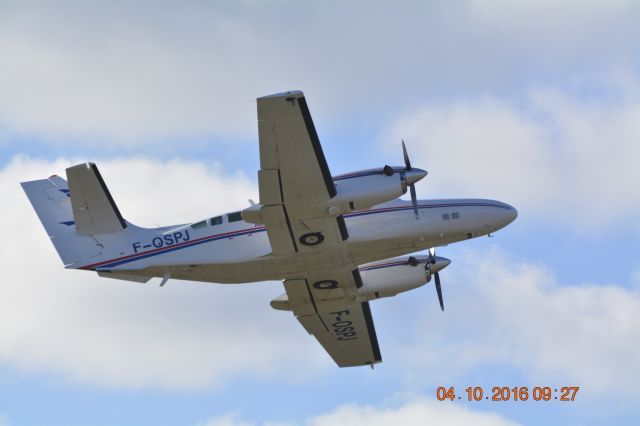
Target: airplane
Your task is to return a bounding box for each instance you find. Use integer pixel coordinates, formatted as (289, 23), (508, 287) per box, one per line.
(21, 90), (517, 368)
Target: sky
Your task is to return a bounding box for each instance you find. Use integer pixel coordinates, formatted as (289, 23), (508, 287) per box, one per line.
(1, 1), (640, 425)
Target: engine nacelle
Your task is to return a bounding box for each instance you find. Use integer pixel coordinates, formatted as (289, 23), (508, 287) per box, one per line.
(269, 254), (451, 310)
(356, 255), (430, 302)
(328, 167), (407, 215)
(243, 167), (406, 224)
(243, 166), (427, 223)
(270, 255), (429, 311)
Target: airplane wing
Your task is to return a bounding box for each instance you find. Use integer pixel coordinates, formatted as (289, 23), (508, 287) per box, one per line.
(256, 91), (381, 366)
(283, 269), (382, 367)
(256, 91), (348, 256)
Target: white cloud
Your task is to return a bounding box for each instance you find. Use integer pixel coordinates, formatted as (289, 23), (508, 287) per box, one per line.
(0, 1), (638, 144)
(306, 397), (519, 426)
(469, 0), (636, 52)
(197, 413), (253, 426)
(199, 397), (520, 426)
(384, 82), (640, 230)
(0, 156), (327, 389)
(390, 247), (640, 396)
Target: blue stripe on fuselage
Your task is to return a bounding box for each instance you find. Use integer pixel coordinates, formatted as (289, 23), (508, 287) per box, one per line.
(344, 202), (509, 218)
(84, 227), (267, 269)
(332, 168), (404, 181)
(359, 259), (427, 271)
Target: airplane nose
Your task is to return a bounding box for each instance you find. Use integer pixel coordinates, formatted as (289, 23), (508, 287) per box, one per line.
(404, 168), (428, 186)
(496, 204), (518, 228)
(505, 205), (518, 224)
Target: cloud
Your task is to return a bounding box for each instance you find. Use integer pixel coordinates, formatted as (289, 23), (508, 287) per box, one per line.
(306, 397), (520, 426)
(468, 0), (637, 56)
(384, 82), (640, 230)
(199, 396), (520, 426)
(0, 1), (638, 145)
(390, 247), (640, 397)
(0, 156), (327, 389)
(197, 413), (253, 426)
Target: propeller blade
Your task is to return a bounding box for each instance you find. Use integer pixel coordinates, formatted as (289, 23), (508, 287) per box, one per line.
(402, 140), (412, 170)
(401, 140), (421, 220)
(434, 272), (444, 311)
(410, 184), (419, 219)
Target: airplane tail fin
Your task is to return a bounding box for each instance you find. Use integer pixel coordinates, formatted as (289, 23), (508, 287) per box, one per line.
(21, 163), (129, 267)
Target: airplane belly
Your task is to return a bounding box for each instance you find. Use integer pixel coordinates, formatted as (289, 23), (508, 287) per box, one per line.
(170, 259), (278, 283)
(345, 213), (438, 264)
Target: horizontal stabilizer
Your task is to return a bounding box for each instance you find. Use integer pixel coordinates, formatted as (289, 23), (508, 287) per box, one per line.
(66, 163), (127, 235)
(97, 271), (152, 283)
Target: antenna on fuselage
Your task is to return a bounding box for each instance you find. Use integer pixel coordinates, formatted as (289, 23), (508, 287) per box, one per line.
(159, 269), (171, 287)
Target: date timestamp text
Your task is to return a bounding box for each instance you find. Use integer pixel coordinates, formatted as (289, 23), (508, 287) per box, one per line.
(436, 386), (579, 402)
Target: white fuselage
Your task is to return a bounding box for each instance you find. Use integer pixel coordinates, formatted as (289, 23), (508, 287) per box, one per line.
(79, 198), (517, 284)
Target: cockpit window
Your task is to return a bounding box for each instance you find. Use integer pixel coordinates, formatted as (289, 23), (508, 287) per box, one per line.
(452, 212), (460, 219)
(227, 211), (243, 222)
(210, 216), (223, 225)
(191, 220), (207, 229)
(442, 213), (450, 220)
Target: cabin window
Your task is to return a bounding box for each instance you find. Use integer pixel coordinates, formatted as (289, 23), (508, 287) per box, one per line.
(210, 216), (223, 225)
(227, 211), (243, 222)
(452, 212), (460, 219)
(442, 213), (450, 220)
(191, 220), (207, 229)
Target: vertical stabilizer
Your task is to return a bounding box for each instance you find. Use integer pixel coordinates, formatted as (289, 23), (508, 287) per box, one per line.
(21, 175), (102, 266)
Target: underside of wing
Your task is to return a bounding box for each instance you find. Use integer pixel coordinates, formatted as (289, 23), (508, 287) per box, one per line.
(256, 91), (348, 256)
(256, 91), (380, 366)
(280, 268), (382, 367)
(258, 91), (336, 205)
(297, 299), (381, 367)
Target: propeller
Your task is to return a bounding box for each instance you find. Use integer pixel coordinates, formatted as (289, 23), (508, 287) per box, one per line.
(402, 140), (421, 220)
(427, 247), (445, 311)
(382, 141), (427, 219)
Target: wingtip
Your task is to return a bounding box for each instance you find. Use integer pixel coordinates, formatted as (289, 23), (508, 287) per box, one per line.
(258, 90), (304, 100)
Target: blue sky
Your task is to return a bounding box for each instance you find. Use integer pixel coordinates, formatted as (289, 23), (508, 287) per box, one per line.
(1, 1), (640, 425)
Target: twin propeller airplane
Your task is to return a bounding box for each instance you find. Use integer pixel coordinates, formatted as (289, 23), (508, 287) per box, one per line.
(22, 91), (517, 367)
